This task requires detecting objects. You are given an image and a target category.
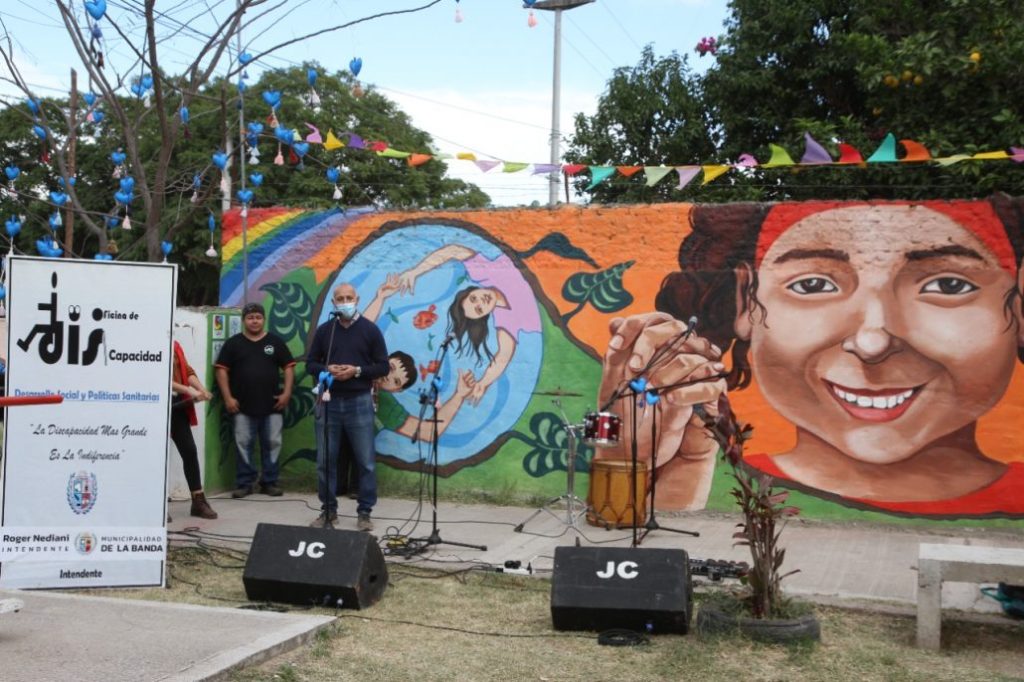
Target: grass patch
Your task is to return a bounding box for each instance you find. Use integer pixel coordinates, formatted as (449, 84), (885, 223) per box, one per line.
(76, 543), (1024, 682)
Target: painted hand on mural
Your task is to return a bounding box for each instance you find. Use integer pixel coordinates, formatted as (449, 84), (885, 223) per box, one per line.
(597, 312), (727, 510)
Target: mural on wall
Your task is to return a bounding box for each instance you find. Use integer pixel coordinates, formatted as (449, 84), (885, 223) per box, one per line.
(216, 198), (1024, 521)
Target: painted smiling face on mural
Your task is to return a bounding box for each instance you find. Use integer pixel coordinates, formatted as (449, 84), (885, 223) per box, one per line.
(738, 205), (1024, 468)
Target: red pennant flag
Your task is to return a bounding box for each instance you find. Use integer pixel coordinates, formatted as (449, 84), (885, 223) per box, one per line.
(368, 141), (388, 152)
(836, 143), (864, 165)
(562, 164), (586, 176)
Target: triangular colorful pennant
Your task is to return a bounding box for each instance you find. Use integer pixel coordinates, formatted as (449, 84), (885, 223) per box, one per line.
(900, 140), (931, 162)
(616, 166), (642, 178)
(379, 148), (410, 158)
(972, 150), (1011, 160)
(475, 160), (501, 173)
(586, 166), (616, 189)
(800, 133), (832, 165)
(345, 132), (366, 150)
(763, 144), (795, 167)
(836, 143), (863, 164)
(408, 154), (432, 167)
(323, 129), (344, 151)
(867, 133), (897, 163)
(934, 154), (971, 166)
(701, 165), (730, 185)
(502, 162), (529, 173)
(456, 152), (477, 161)
(562, 164), (586, 176)
(735, 153), (759, 168)
(643, 166), (673, 187)
(675, 166), (700, 189)
(1010, 147), (1024, 163)
(532, 163), (560, 175)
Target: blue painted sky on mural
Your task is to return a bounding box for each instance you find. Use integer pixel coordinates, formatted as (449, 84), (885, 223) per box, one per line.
(0, 1), (728, 206)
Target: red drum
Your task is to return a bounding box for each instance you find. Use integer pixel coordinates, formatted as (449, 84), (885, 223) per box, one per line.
(582, 411), (621, 448)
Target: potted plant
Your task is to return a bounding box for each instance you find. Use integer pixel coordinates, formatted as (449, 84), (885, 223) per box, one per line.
(696, 394), (821, 643)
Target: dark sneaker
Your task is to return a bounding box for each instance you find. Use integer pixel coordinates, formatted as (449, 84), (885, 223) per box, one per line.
(357, 513), (374, 532)
(310, 511), (336, 529)
(259, 484), (284, 497)
(231, 486), (253, 499)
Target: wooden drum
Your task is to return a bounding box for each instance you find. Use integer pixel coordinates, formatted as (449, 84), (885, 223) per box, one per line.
(586, 459), (649, 529)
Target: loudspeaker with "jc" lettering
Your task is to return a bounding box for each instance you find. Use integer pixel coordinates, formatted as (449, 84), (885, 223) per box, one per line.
(550, 546), (691, 634)
(243, 523), (388, 609)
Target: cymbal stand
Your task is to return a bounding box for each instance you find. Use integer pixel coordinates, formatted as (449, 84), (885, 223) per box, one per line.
(514, 399), (588, 534)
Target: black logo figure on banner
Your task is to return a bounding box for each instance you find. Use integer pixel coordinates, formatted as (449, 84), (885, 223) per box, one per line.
(16, 273), (105, 365)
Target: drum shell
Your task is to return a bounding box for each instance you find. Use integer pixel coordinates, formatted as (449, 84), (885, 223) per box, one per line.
(586, 459), (648, 529)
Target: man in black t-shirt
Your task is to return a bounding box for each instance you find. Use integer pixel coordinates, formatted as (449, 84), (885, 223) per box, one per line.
(214, 303), (295, 498)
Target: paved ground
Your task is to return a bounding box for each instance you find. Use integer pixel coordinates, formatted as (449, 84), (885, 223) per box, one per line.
(1, 491), (1022, 681)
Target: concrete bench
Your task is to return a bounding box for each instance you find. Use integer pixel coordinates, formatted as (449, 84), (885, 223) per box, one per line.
(917, 543), (1024, 650)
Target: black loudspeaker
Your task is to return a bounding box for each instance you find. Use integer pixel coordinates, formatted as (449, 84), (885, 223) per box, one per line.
(243, 523), (388, 609)
(550, 546), (692, 634)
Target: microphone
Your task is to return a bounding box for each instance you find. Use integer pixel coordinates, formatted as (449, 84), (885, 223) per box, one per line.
(439, 333), (457, 349)
(683, 315), (698, 338)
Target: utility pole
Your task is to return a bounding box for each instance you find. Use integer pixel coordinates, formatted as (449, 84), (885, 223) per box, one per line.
(236, 0), (249, 305)
(64, 68), (77, 256)
(532, 0), (594, 208)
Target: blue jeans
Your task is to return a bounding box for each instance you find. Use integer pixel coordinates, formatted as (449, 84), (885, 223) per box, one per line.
(233, 412), (283, 488)
(315, 392), (377, 515)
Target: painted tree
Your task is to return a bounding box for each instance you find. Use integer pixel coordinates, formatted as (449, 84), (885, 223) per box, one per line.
(0, 0), (483, 304)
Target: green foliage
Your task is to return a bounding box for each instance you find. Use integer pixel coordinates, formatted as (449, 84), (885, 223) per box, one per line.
(560, 260), (634, 323)
(569, 2), (1024, 202)
(705, 395), (801, 619)
(565, 46), (717, 203)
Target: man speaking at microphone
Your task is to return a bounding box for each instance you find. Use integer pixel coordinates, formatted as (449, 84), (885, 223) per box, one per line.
(306, 283), (389, 531)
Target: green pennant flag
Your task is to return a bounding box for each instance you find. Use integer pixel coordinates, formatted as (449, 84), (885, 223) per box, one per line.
(586, 166), (616, 189)
(866, 133), (897, 163)
(643, 166), (674, 187)
(763, 144), (795, 167)
(378, 148), (411, 159)
(502, 162), (529, 173)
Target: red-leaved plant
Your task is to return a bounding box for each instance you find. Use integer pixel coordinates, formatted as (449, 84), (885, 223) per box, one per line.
(703, 394), (801, 619)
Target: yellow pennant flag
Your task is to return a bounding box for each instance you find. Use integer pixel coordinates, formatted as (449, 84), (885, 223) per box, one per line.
(456, 152), (477, 161)
(972, 151), (1010, 160)
(701, 165), (730, 185)
(323, 129), (345, 151)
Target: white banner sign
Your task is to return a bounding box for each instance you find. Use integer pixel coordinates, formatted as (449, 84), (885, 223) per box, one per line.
(0, 257), (175, 589)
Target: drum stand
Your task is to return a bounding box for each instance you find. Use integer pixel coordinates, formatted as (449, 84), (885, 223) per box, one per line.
(513, 398), (589, 535)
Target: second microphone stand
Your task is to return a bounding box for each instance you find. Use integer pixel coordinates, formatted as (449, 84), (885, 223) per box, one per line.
(410, 337), (487, 554)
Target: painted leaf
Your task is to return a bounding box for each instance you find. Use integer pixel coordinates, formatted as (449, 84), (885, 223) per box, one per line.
(560, 260), (635, 323)
(515, 232), (599, 268)
(260, 281), (314, 345)
(517, 411), (593, 478)
(283, 379), (316, 430)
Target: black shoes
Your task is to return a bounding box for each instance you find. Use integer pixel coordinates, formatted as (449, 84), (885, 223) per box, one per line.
(231, 486), (253, 499)
(259, 484), (284, 497)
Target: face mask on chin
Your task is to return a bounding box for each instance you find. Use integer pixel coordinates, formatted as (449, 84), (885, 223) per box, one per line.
(334, 302), (357, 319)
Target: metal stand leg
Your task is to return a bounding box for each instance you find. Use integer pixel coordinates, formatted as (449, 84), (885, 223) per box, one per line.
(514, 400), (589, 534)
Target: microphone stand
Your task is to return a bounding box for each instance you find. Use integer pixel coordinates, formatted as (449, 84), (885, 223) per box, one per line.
(410, 336), (487, 554)
(635, 372), (729, 545)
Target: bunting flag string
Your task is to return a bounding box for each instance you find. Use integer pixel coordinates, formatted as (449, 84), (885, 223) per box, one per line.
(299, 127), (1021, 190)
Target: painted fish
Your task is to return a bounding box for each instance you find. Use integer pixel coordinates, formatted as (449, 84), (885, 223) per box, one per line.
(413, 303), (438, 329)
(419, 359), (440, 382)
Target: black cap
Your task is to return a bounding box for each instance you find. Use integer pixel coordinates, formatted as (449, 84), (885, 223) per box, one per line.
(241, 303), (265, 317)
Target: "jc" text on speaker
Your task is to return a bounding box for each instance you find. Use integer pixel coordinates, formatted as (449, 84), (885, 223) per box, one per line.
(550, 546), (691, 634)
(243, 523), (388, 609)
